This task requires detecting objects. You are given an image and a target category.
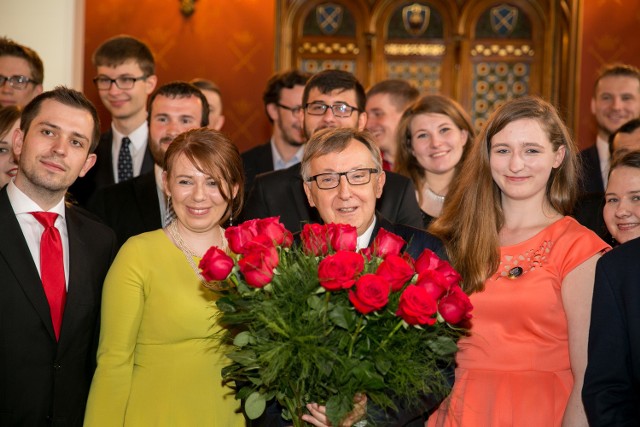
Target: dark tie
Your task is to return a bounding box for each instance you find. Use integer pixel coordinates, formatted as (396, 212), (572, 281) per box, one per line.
(31, 212), (66, 340)
(118, 136), (134, 182)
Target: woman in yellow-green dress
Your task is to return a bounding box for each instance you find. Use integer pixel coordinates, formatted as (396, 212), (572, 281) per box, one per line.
(84, 128), (245, 426)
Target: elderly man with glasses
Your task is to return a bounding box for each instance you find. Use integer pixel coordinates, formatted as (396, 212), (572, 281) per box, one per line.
(242, 69), (423, 232)
(69, 35), (158, 206)
(0, 37), (44, 108)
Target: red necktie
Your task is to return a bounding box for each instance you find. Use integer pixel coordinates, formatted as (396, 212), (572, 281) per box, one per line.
(31, 212), (66, 340)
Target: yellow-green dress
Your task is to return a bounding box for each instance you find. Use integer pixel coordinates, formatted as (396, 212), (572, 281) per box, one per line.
(84, 230), (244, 426)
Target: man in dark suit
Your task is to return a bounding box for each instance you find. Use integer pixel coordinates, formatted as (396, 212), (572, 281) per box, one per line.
(583, 237), (640, 426)
(69, 35), (158, 205)
(0, 87), (116, 425)
(87, 81), (209, 247)
(241, 70), (311, 195)
(579, 63), (640, 194)
(243, 69), (423, 231)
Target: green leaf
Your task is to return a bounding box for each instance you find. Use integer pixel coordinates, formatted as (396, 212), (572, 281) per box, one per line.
(329, 304), (356, 330)
(326, 394), (352, 426)
(374, 356), (392, 375)
(245, 392), (266, 420)
(226, 350), (257, 366)
(216, 297), (236, 313)
(233, 331), (252, 347)
(428, 336), (459, 356)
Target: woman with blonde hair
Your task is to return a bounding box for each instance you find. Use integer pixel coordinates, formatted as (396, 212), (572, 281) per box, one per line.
(427, 96), (609, 426)
(395, 95), (474, 226)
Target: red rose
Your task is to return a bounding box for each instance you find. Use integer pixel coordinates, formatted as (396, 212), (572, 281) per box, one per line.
(359, 246), (373, 261)
(438, 285), (473, 324)
(256, 217), (291, 247)
(371, 229), (406, 258)
(327, 223), (357, 252)
(415, 270), (450, 300)
(238, 251), (275, 288)
(376, 254), (415, 292)
(301, 223), (329, 256)
(198, 246), (234, 281)
(225, 219), (259, 254)
(318, 251), (364, 291)
(415, 249), (462, 287)
(348, 274), (391, 314)
(396, 285), (438, 325)
(243, 235), (279, 269)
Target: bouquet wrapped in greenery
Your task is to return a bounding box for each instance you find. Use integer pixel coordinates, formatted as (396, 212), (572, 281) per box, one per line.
(199, 217), (472, 426)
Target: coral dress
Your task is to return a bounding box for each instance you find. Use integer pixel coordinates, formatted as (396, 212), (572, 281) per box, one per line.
(84, 230), (244, 427)
(428, 217), (608, 427)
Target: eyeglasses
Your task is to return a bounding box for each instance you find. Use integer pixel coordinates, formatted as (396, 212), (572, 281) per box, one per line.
(306, 168), (379, 190)
(93, 75), (147, 90)
(276, 103), (303, 116)
(0, 75), (37, 90)
(305, 102), (359, 118)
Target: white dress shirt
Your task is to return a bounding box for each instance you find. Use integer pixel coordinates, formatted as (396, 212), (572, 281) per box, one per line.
(6, 180), (70, 288)
(111, 121), (149, 182)
(596, 135), (611, 189)
(271, 139), (304, 171)
(357, 217), (377, 251)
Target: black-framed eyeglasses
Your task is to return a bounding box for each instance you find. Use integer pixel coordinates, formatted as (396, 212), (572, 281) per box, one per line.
(93, 75), (147, 90)
(305, 102), (359, 118)
(306, 168), (379, 190)
(276, 103), (303, 116)
(0, 75), (38, 90)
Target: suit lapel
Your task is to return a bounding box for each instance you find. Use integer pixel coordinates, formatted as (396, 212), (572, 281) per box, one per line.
(134, 172), (162, 229)
(0, 190), (56, 340)
(97, 129), (115, 187)
(140, 146), (154, 174)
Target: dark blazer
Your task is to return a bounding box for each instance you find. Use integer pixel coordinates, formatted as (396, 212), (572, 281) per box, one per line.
(583, 237), (640, 426)
(241, 141), (274, 198)
(579, 145), (605, 194)
(87, 171), (162, 248)
(373, 215), (445, 260)
(573, 191), (613, 243)
(241, 163), (424, 232)
(69, 129), (154, 206)
(0, 188), (117, 426)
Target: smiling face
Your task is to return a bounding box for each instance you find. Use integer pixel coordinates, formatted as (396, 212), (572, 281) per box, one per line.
(163, 153), (234, 234)
(409, 113), (468, 175)
(95, 60), (157, 125)
(303, 88), (366, 138)
(489, 118), (565, 206)
(13, 99), (96, 203)
(0, 118), (19, 187)
(604, 166), (640, 244)
(270, 84), (306, 146)
(148, 95), (204, 166)
(303, 138), (385, 235)
(365, 93), (404, 160)
(591, 75), (640, 139)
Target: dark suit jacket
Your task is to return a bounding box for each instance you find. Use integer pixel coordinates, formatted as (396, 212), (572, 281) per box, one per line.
(69, 129), (154, 206)
(583, 237), (640, 426)
(241, 142), (274, 198)
(87, 171), (162, 248)
(241, 163), (424, 232)
(573, 191), (613, 243)
(579, 145), (605, 194)
(0, 188), (117, 426)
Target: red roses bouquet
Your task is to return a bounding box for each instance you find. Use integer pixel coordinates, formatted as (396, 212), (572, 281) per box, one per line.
(199, 217), (472, 426)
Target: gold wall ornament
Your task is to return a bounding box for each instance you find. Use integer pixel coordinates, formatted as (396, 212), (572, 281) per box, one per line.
(180, 0), (196, 17)
(384, 43), (445, 56)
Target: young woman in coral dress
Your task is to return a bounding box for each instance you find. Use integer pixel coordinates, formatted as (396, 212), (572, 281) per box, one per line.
(427, 96), (609, 427)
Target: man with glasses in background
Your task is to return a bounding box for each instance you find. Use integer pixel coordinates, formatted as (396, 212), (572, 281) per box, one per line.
(70, 35), (158, 205)
(0, 37), (44, 108)
(241, 70), (310, 195)
(242, 69), (423, 232)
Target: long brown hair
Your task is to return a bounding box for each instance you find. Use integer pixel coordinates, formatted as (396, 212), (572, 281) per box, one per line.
(429, 96), (579, 293)
(395, 95), (475, 206)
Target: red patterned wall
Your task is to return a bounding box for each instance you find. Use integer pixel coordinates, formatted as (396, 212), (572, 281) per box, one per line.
(577, 0), (640, 149)
(84, 0), (275, 152)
